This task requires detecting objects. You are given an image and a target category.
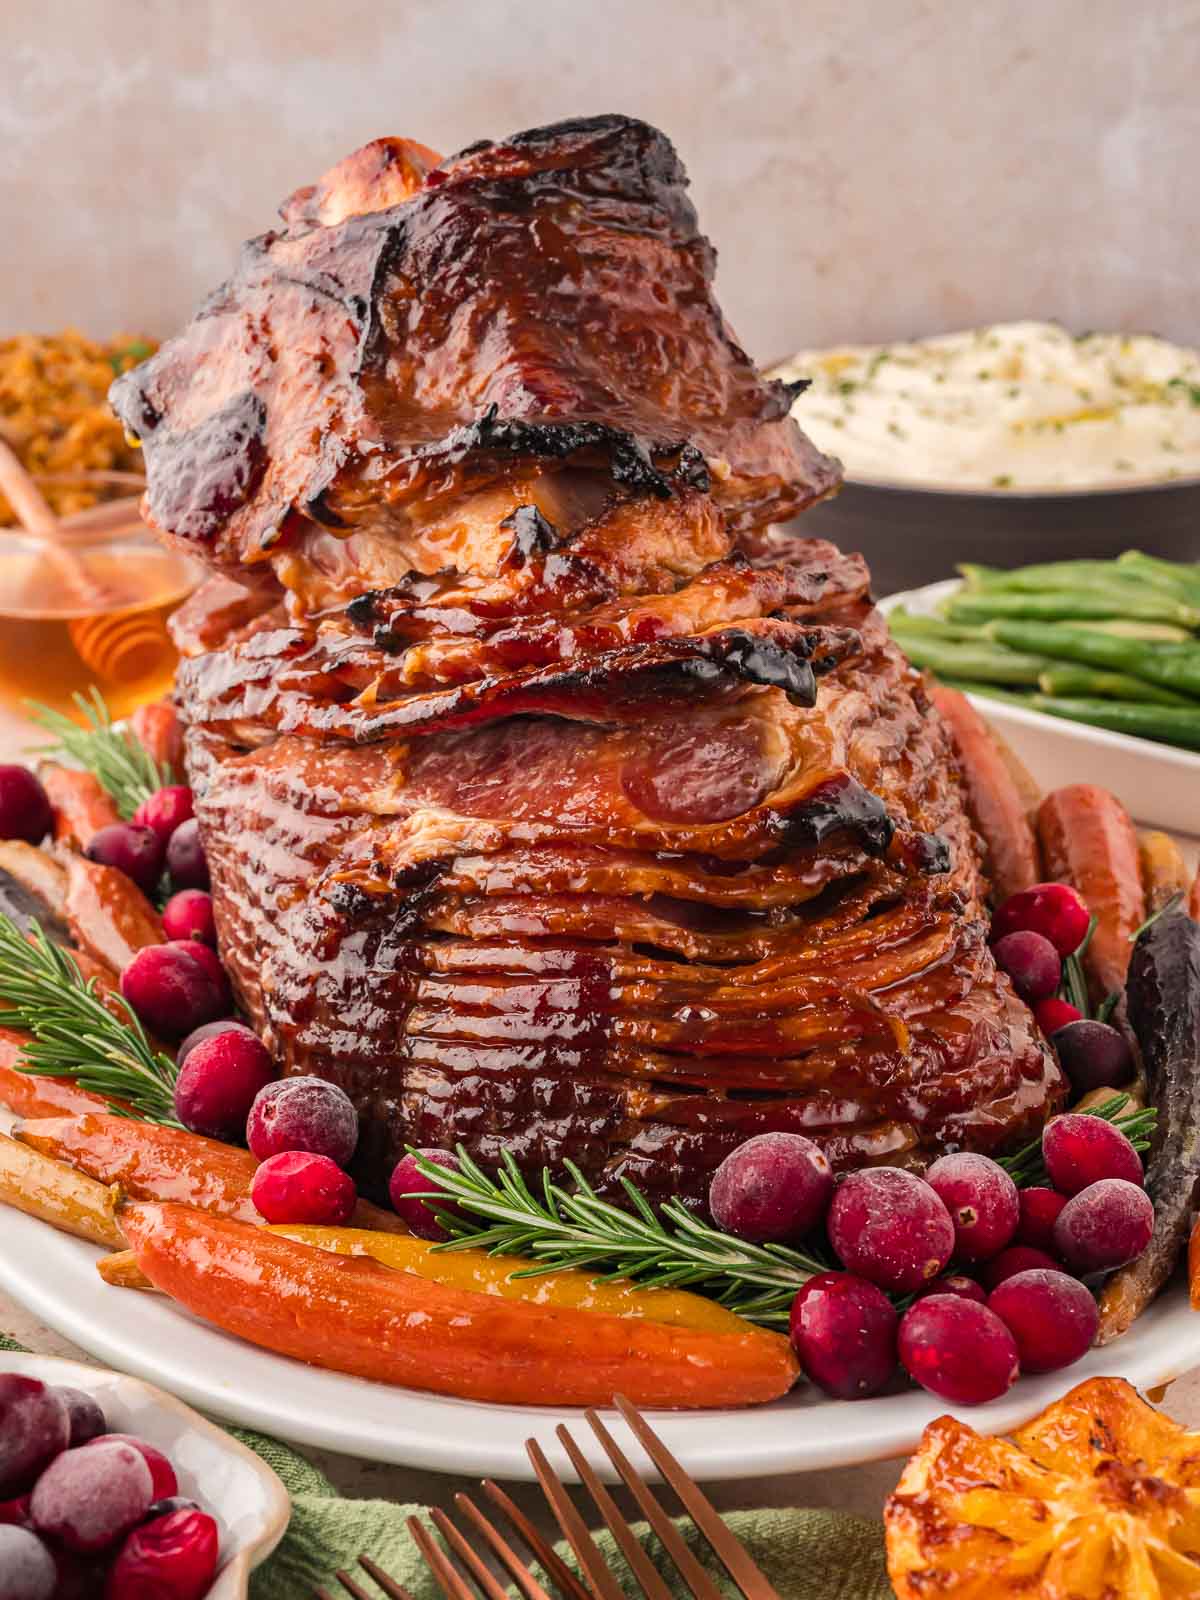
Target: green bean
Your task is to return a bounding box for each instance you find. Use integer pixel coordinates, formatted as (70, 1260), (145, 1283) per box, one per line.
(1013, 696), (1200, 751)
(897, 635), (1051, 685)
(988, 620), (1200, 698)
(887, 608), (988, 643)
(1072, 620), (1193, 642)
(958, 559), (1186, 600)
(1117, 551), (1200, 606)
(947, 591), (1200, 628)
(1036, 666), (1192, 706)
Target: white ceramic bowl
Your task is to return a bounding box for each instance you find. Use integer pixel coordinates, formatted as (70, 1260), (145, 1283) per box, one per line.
(0, 1352), (289, 1598)
(881, 578), (1200, 839)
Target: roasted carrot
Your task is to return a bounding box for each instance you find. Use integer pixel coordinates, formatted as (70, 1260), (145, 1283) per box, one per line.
(15, 1112), (405, 1234)
(121, 1202), (799, 1409)
(0, 1131), (122, 1247)
(929, 683), (1041, 901)
(38, 763), (120, 850)
(1139, 830), (1190, 913)
(64, 857), (162, 972)
(1037, 785), (1145, 1004)
(97, 1250), (155, 1291)
(127, 701), (183, 775)
(0, 1030), (113, 1118)
(1191, 863), (1200, 923)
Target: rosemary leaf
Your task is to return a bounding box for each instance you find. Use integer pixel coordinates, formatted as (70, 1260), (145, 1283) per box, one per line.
(0, 915), (180, 1125)
(27, 689), (175, 818)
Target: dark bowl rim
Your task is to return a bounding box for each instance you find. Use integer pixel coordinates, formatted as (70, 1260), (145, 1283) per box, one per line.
(830, 470), (1200, 504)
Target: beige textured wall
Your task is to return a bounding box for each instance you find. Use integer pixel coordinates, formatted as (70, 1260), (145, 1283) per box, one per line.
(3, 0), (1198, 362)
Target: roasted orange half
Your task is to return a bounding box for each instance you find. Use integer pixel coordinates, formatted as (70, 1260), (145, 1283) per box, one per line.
(886, 1377), (1200, 1598)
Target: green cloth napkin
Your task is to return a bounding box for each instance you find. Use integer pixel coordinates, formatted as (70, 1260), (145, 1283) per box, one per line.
(1, 1332), (890, 1598)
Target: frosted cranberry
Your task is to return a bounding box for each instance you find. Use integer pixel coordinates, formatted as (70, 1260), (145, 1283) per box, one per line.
(165, 818), (209, 890)
(105, 1508), (219, 1600)
(86, 1436), (177, 1501)
(898, 1296), (1019, 1405)
(826, 1168), (954, 1293)
(1053, 1179), (1154, 1275)
(992, 882), (1091, 957)
(981, 1244), (1061, 1291)
(914, 1273), (987, 1304)
(0, 1526), (55, 1600)
(166, 938), (229, 1001)
(1016, 1187), (1068, 1253)
(788, 1271), (898, 1399)
(1034, 997), (1083, 1036)
(132, 785), (193, 845)
(252, 1150), (356, 1225)
(161, 889), (217, 947)
(176, 1017), (255, 1067)
(992, 931), (1061, 1003)
(247, 1075), (359, 1168)
(988, 1268), (1099, 1373)
(389, 1150), (463, 1241)
(1052, 1020), (1135, 1096)
(174, 1029), (275, 1141)
(0, 1377), (69, 1497)
(1043, 1114), (1143, 1195)
(54, 1388), (106, 1448)
(120, 943), (227, 1041)
(0, 767), (52, 846)
(925, 1153), (1019, 1262)
(85, 823), (163, 897)
(31, 1440), (151, 1553)
(0, 1496), (31, 1529)
(709, 1133), (833, 1244)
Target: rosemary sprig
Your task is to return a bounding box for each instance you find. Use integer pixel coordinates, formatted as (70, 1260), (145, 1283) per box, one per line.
(27, 689), (174, 817)
(0, 915), (180, 1125)
(410, 1146), (830, 1330)
(998, 1094), (1157, 1187)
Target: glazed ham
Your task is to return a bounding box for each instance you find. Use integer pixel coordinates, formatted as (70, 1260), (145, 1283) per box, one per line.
(117, 115), (1063, 1203)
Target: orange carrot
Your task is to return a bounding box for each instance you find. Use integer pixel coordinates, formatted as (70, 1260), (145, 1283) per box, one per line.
(1037, 785), (1145, 1003)
(0, 1030), (113, 1118)
(127, 701), (184, 775)
(1138, 830), (1190, 914)
(120, 1202), (799, 1409)
(16, 1111), (405, 1235)
(1190, 863), (1200, 924)
(929, 683), (1041, 901)
(64, 857), (163, 972)
(38, 763), (120, 850)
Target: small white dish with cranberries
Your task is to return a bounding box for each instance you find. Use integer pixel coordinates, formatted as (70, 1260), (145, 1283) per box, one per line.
(0, 704), (1197, 1478)
(0, 1352), (288, 1600)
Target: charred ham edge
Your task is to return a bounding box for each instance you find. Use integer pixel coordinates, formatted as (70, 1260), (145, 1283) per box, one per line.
(1098, 909), (1200, 1342)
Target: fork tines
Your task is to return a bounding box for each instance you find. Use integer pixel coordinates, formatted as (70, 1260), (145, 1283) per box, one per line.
(317, 1395), (782, 1600)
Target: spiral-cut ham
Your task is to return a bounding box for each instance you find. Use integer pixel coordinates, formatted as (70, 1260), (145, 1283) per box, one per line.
(124, 114), (1063, 1204)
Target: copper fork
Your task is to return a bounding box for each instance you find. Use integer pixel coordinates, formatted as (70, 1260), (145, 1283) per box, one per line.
(315, 1394), (783, 1600)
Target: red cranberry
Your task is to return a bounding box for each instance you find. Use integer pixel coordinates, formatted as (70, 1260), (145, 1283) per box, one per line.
(84, 1436), (176, 1501)
(252, 1150), (356, 1225)
(247, 1076), (359, 1168)
(788, 1271), (898, 1399)
(0, 1377), (69, 1497)
(51, 1547), (107, 1600)
(161, 889), (217, 947)
(925, 1153), (1019, 1262)
(1015, 1188), (1068, 1253)
(120, 944), (227, 1041)
(132, 785), (194, 845)
(1051, 1020), (1135, 1096)
(913, 1273), (987, 1304)
(826, 1168), (954, 1293)
(0, 1526), (55, 1600)
(54, 1388), (106, 1448)
(142, 1497), (201, 1524)
(0, 767), (52, 846)
(165, 938), (228, 1001)
(0, 1495), (32, 1528)
(1043, 1114), (1143, 1195)
(992, 930), (1061, 1003)
(898, 1296), (1020, 1405)
(988, 1268), (1099, 1373)
(165, 819), (209, 890)
(105, 1508), (219, 1600)
(389, 1150), (463, 1241)
(1053, 1179), (1154, 1275)
(709, 1133), (833, 1244)
(992, 882), (1091, 957)
(176, 1017), (256, 1067)
(85, 823), (163, 897)
(30, 1440), (151, 1553)
(981, 1245), (1061, 1291)
(174, 1029), (275, 1141)
(1034, 997), (1084, 1036)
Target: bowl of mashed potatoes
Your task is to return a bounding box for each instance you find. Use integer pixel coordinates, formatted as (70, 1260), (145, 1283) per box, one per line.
(771, 321), (1200, 593)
